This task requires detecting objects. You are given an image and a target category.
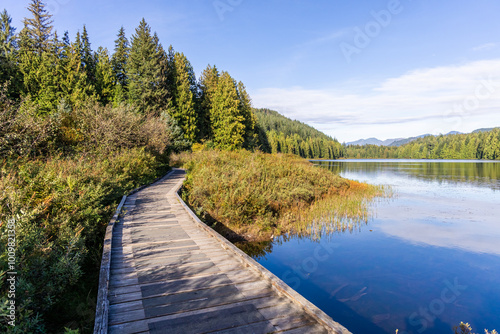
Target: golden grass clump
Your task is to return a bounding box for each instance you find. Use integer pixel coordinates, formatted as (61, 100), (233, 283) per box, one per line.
(181, 149), (385, 240)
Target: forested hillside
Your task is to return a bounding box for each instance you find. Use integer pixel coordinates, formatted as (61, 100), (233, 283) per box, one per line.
(255, 108), (344, 159)
(345, 128), (500, 160)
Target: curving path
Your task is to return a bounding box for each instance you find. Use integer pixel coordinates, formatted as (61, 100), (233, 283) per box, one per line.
(103, 169), (350, 334)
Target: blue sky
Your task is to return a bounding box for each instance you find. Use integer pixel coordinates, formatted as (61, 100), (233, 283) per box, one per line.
(3, 0), (500, 142)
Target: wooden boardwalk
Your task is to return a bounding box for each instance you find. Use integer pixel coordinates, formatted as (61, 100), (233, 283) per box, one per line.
(101, 169), (350, 334)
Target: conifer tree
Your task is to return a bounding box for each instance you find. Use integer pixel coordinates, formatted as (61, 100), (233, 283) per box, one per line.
(126, 18), (166, 114)
(95, 46), (114, 104)
(62, 30), (70, 47)
(61, 41), (91, 107)
(170, 51), (198, 142)
(17, 1), (60, 112)
(0, 10), (17, 58)
(153, 32), (171, 111)
(198, 64), (219, 140)
(80, 25), (96, 84)
(111, 26), (129, 104)
(22, 0), (53, 55)
(236, 81), (257, 148)
(0, 10), (20, 97)
(210, 71), (245, 150)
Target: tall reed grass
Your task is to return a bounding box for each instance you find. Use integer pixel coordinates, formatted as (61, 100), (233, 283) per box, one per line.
(180, 149), (386, 240)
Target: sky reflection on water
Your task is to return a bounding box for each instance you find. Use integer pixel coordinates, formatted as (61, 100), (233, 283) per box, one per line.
(254, 160), (500, 334)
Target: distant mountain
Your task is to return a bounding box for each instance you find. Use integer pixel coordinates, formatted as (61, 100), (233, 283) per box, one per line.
(346, 137), (403, 146)
(389, 134), (432, 147)
(472, 127), (499, 133)
(347, 130), (473, 147)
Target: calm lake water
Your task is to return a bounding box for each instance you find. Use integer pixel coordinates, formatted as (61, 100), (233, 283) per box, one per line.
(253, 160), (500, 334)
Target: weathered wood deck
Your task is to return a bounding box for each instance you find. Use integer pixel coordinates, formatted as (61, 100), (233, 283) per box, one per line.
(98, 169), (350, 334)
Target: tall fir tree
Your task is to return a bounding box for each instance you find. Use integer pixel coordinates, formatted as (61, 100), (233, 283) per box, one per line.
(210, 71), (246, 150)
(18, 0), (59, 112)
(236, 81), (257, 149)
(170, 51), (198, 142)
(0, 10), (17, 58)
(59, 30), (71, 73)
(80, 25), (96, 85)
(111, 26), (129, 104)
(153, 32), (171, 112)
(60, 41), (91, 107)
(126, 18), (167, 114)
(0, 9), (20, 98)
(198, 64), (219, 140)
(22, 0), (53, 55)
(95, 46), (114, 104)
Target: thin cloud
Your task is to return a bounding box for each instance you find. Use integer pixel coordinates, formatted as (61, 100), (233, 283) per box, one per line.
(301, 29), (349, 47)
(472, 42), (497, 52)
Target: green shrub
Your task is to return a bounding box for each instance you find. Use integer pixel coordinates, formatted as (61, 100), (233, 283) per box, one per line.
(57, 102), (171, 156)
(0, 97), (58, 158)
(0, 150), (169, 333)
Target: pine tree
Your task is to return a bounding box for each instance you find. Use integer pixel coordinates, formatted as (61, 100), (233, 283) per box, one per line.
(59, 38), (93, 107)
(22, 0), (53, 55)
(95, 46), (114, 104)
(236, 81), (256, 149)
(126, 18), (167, 114)
(198, 64), (219, 140)
(17, 1), (60, 112)
(170, 51), (197, 142)
(0, 10), (20, 98)
(111, 26), (129, 104)
(210, 71), (245, 150)
(153, 33), (171, 112)
(0, 10), (17, 57)
(80, 25), (96, 84)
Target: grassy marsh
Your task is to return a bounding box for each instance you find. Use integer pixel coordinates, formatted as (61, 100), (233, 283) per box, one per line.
(176, 149), (387, 242)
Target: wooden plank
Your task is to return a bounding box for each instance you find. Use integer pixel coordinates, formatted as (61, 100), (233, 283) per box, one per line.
(214, 321), (279, 334)
(110, 272), (233, 297)
(147, 304), (271, 334)
(110, 259), (240, 285)
(280, 324), (330, 334)
(270, 314), (315, 332)
(110, 286), (267, 324)
(109, 296), (279, 334)
(110, 277), (271, 306)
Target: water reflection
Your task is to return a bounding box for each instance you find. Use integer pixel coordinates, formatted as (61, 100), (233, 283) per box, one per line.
(249, 159), (500, 334)
(316, 159), (500, 190)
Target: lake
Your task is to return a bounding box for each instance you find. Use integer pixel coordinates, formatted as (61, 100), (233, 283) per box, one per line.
(253, 160), (500, 334)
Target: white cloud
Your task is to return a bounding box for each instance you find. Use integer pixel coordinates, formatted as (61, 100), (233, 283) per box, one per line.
(252, 59), (500, 142)
(472, 43), (497, 52)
